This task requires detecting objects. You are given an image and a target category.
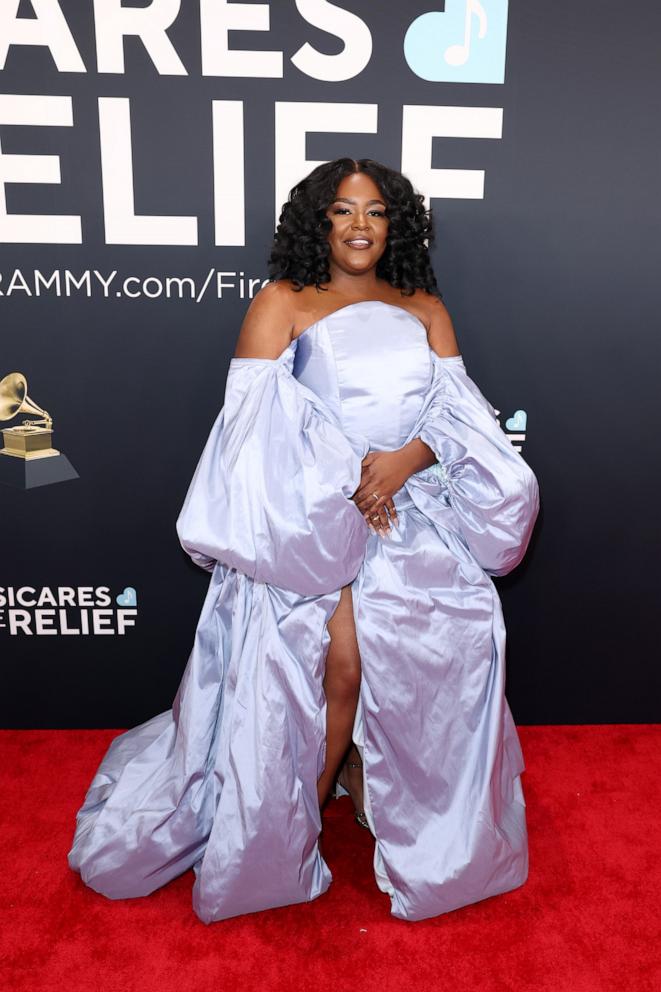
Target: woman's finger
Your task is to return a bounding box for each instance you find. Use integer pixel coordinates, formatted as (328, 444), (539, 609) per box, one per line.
(386, 499), (398, 527)
(366, 503), (391, 535)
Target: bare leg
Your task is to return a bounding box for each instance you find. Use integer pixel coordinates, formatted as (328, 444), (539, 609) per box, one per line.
(317, 585), (361, 809)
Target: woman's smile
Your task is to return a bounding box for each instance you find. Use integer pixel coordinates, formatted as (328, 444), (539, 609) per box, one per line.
(344, 237), (373, 249)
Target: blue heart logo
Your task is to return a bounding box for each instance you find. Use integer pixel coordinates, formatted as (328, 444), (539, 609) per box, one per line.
(404, 0), (509, 84)
(116, 586), (137, 607)
(505, 410), (527, 431)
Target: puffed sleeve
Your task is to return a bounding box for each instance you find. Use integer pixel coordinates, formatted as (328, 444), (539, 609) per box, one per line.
(175, 354), (369, 596)
(406, 353), (539, 577)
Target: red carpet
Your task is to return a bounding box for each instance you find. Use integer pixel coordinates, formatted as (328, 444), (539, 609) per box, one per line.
(1, 725), (660, 992)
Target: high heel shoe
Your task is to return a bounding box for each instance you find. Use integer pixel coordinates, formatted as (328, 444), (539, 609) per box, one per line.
(335, 760), (370, 830)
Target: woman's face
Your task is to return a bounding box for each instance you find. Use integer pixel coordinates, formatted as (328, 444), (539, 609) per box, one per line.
(325, 171), (389, 277)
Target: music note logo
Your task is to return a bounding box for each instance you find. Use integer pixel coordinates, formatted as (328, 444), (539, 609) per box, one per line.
(404, 0), (509, 84)
(445, 0), (488, 66)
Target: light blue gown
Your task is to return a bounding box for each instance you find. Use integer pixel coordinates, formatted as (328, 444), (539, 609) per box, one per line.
(68, 301), (540, 924)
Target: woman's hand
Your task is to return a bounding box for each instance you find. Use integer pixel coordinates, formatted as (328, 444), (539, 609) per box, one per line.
(352, 440), (438, 535)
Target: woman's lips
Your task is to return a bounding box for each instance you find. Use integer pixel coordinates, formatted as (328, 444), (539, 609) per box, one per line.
(344, 239), (372, 249)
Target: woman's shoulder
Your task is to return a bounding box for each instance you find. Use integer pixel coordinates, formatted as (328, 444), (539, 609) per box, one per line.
(248, 279), (323, 324)
(248, 278), (300, 313)
(233, 280), (298, 359)
(405, 290), (461, 359)
(256, 281), (349, 337)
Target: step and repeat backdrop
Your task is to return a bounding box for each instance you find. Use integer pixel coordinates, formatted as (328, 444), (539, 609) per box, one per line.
(0, 1), (658, 727)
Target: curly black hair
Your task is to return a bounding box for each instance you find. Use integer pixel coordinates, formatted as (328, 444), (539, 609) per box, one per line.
(267, 158), (442, 298)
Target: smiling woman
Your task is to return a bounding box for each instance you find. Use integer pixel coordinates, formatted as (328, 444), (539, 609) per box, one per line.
(266, 157), (440, 301)
(68, 157), (540, 926)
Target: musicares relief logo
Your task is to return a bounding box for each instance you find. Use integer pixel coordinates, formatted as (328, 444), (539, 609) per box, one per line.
(496, 408), (527, 453)
(0, 586), (138, 636)
(0, 0), (510, 248)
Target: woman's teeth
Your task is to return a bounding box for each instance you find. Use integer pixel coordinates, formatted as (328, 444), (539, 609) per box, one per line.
(346, 239), (371, 248)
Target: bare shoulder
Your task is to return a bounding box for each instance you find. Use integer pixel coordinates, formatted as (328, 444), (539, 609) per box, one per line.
(232, 280), (298, 359)
(411, 291), (461, 358)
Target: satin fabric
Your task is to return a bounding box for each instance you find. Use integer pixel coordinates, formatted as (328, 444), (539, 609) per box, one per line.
(68, 301), (540, 924)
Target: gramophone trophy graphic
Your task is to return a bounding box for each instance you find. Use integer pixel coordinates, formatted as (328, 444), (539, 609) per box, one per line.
(0, 372), (79, 489)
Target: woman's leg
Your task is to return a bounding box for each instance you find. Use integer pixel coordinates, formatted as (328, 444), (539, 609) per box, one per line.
(317, 584), (362, 809)
(337, 742), (365, 820)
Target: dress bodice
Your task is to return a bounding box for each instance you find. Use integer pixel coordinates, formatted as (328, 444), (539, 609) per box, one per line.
(292, 301), (433, 451)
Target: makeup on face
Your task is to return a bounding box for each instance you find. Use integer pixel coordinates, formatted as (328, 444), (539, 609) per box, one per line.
(326, 173), (389, 270)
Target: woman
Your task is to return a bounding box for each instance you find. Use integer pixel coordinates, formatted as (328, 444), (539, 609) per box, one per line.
(68, 158), (539, 925)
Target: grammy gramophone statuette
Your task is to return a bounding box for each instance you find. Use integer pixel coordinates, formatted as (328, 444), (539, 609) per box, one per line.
(0, 372), (79, 489)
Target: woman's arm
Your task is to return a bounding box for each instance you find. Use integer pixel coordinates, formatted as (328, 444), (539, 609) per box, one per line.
(399, 294), (462, 472)
(423, 293), (461, 360)
(176, 288), (369, 592)
(232, 281), (295, 359)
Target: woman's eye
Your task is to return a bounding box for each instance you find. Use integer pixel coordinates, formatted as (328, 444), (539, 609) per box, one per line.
(331, 208), (386, 218)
